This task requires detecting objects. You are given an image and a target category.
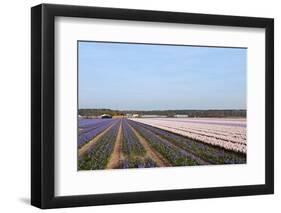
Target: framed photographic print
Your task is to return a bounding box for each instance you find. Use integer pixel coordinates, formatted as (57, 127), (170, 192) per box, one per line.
(31, 3), (274, 209)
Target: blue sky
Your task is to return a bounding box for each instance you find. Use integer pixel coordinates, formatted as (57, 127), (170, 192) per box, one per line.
(78, 41), (246, 110)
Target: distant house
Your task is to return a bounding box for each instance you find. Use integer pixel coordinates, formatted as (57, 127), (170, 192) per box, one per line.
(126, 114), (139, 118)
(174, 114), (189, 118)
(141, 115), (167, 118)
(126, 113), (132, 118)
(100, 114), (112, 119)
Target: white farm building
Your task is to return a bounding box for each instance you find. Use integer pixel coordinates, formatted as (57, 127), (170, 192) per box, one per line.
(174, 114), (189, 118)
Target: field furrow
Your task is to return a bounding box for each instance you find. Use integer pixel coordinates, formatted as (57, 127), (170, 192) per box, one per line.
(127, 122), (171, 167)
(106, 121), (123, 169)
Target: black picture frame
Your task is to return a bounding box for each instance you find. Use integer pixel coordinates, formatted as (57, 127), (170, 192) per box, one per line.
(31, 3), (274, 209)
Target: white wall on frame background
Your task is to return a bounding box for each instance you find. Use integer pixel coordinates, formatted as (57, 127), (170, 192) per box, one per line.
(0, 0), (279, 212)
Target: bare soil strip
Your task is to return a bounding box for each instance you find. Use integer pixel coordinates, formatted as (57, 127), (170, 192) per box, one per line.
(128, 124), (171, 167)
(78, 122), (116, 158)
(106, 120), (123, 169)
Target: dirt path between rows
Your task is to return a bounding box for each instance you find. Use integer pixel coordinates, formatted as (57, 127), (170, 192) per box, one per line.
(128, 124), (171, 167)
(78, 122), (116, 158)
(106, 120), (123, 169)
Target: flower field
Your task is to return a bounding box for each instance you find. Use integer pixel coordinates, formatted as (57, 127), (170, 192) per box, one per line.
(78, 117), (246, 170)
(130, 118), (247, 154)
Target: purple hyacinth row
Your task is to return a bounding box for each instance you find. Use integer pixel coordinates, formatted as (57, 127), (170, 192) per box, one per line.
(78, 118), (105, 128)
(78, 119), (117, 147)
(122, 119), (146, 156)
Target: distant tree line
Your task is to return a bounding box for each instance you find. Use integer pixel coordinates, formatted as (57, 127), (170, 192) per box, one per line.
(79, 109), (246, 118)
(79, 109), (124, 117)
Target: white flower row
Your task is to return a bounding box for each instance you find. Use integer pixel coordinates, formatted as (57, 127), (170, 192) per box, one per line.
(130, 118), (247, 154)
